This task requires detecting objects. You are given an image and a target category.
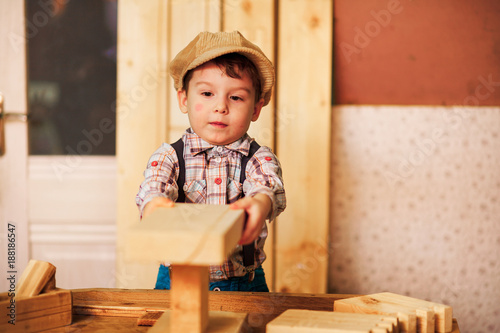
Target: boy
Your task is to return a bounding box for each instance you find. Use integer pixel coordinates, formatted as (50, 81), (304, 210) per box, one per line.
(136, 31), (286, 292)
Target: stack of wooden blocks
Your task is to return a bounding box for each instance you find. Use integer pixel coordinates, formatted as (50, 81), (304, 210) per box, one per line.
(0, 260), (72, 332)
(268, 292), (453, 333)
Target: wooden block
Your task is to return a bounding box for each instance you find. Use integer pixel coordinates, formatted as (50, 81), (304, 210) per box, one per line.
(0, 289), (72, 332)
(267, 309), (399, 333)
(334, 296), (417, 333)
(374, 293), (452, 333)
(126, 203), (245, 265)
(170, 265), (209, 333)
(15, 260), (56, 298)
(149, 310), (248, 333)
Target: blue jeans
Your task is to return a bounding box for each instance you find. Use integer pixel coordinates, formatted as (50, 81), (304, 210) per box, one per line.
(154, 265), (269, 292)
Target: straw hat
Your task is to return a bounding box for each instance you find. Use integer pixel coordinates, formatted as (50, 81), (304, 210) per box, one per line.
(169, 31), (275, 106)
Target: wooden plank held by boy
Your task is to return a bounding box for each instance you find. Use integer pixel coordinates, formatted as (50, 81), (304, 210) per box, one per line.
(0, 259), (72, 332)
(126, 203), (248, 333)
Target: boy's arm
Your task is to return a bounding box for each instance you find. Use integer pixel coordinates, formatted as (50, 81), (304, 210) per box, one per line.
(234, 146), (286, 244)
(135, 143), (180, 218)
(231, 193), (271, 245)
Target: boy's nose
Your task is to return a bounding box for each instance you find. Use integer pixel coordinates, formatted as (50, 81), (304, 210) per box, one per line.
(214, 98), (228, 114)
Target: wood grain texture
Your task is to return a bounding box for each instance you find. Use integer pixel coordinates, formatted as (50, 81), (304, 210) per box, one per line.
(126, 204), (245, 265)
(276, 0), (333, 294)
(72, 288), (357, 316)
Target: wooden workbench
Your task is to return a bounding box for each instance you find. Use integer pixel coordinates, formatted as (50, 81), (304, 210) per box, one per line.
(46, 289), (460, 332)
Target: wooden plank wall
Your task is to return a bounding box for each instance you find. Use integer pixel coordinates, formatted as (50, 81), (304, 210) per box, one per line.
(116, 0), (332, 293)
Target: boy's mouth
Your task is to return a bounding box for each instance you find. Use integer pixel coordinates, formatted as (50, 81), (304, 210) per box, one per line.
(209, 122), (227, 128)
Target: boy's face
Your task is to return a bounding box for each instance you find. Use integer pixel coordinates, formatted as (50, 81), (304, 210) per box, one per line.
(177, 61), (264, 146)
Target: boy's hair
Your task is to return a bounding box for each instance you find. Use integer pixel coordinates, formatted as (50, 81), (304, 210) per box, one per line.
(182, 53), (262, 103)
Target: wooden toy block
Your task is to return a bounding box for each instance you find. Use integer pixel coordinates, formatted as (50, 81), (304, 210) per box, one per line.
(170, 265), (209, 332)
(128, 204), (247, 332)
(334, 293), (453, 333)
(126, 203), (245, 265)
(267, 309), (400, 333)
(15, 259), (56, 297)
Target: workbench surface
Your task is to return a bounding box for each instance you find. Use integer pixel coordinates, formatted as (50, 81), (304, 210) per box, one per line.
(50, 288), (460, 332)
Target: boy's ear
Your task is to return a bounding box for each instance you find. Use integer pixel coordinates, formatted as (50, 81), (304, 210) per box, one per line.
(251, 98), (265, 122)
(177, 89), (188, 114)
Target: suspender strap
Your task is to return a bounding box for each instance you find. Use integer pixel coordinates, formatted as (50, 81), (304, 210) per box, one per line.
(172, 138), (261, 272)
(171, 139), (185, 203)
(240, 141), (260, 268)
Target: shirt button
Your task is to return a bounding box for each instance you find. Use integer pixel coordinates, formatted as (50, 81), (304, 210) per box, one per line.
(183, 184), (188, 191)
(216, 146), (223, 152)
(151, 161), (158, 166)
(216, 270), (223, 276)
(215, 178), (222, 185)
(215, 157), (221, 163)
(265, 157), (272, 161)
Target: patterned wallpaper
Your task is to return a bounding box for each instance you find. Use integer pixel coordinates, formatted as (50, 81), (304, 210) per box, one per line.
(329, 105), (500, 333)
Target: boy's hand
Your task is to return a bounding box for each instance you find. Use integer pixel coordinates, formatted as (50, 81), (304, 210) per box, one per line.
(231, 193), (272, 245)
(142, 196), (174, 219)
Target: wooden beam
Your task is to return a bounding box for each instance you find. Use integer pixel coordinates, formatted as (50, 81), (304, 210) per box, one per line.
(126, 204), (245, 265)
(170, 265), (209, 332)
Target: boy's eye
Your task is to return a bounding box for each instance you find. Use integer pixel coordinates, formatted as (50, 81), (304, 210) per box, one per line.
(230, 95), (243, 101)
(201, 91), (213, 97)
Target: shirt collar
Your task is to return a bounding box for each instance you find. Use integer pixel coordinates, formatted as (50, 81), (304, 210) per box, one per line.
(183, 128), (253, 156)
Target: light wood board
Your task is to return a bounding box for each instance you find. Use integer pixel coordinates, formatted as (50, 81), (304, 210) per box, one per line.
(275, 0), (333, 294)
(222, 0), (277, 291)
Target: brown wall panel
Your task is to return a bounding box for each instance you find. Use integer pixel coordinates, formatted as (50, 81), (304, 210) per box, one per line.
(334, 0), (500, 105)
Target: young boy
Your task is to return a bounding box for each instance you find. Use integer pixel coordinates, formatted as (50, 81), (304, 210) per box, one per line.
(136, 31), (286, 292)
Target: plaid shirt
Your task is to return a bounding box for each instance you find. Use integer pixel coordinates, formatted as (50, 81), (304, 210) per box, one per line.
(136, 128), (286, 281)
